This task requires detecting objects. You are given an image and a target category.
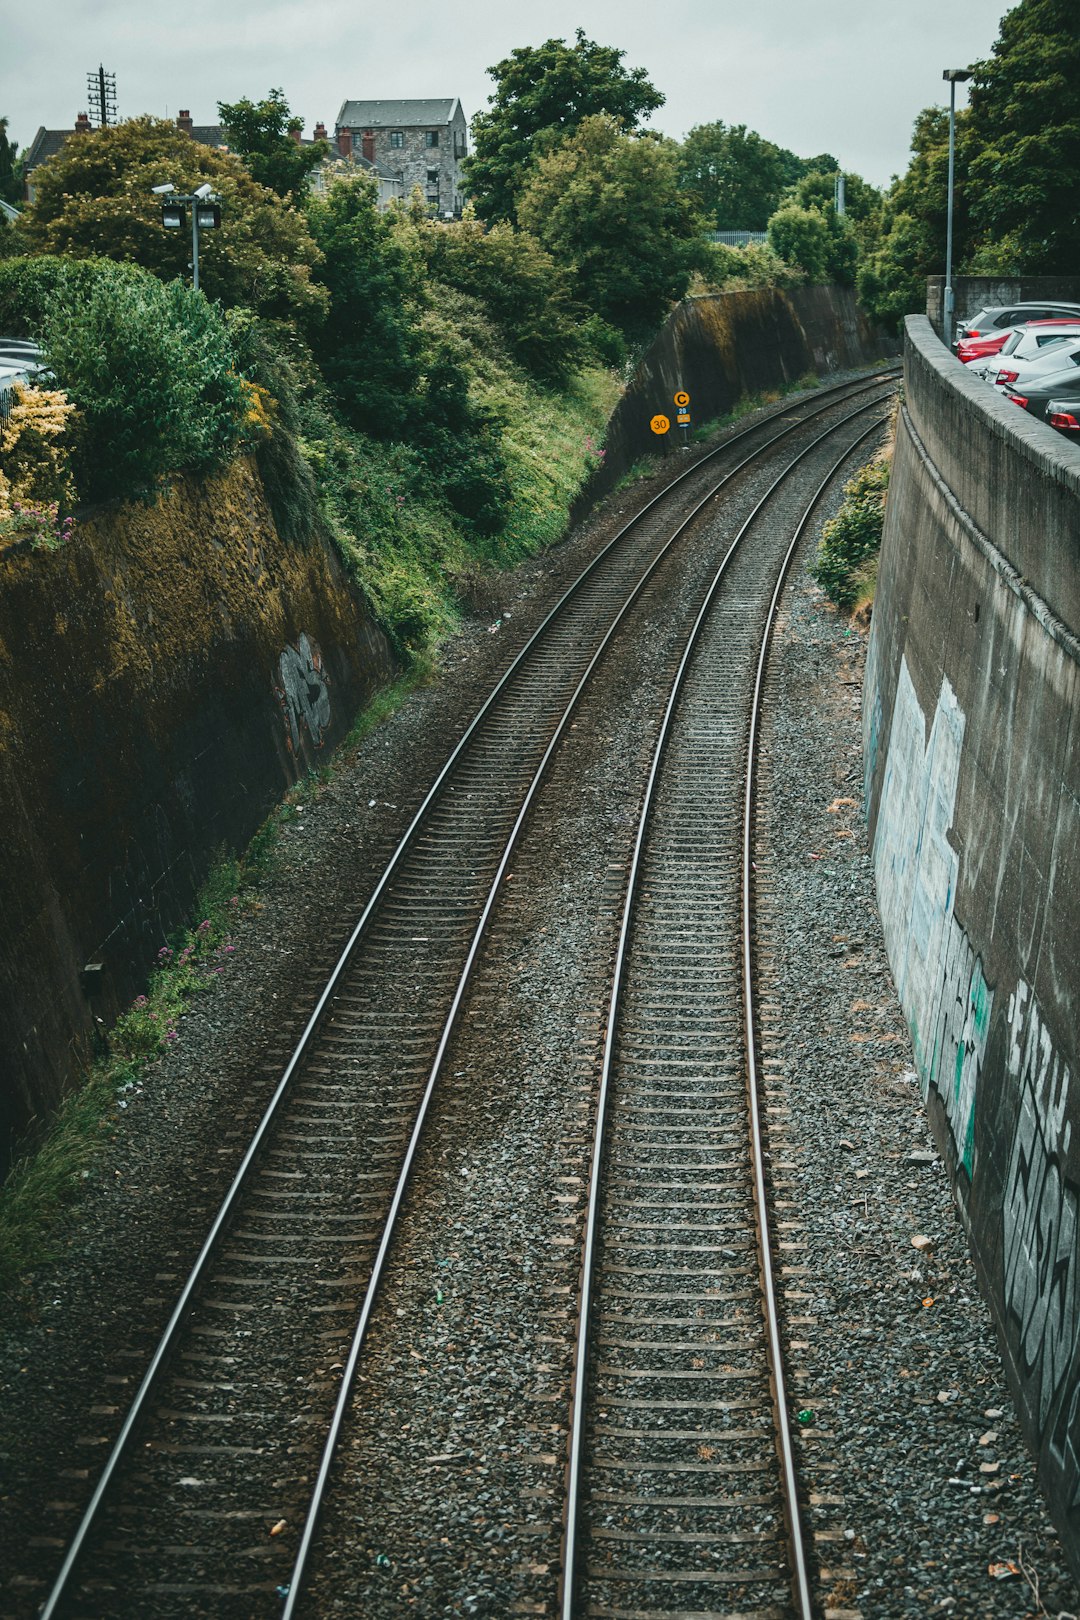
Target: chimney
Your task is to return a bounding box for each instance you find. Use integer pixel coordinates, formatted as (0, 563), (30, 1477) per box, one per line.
(177, 109), (193, 134)
(362, 130), (375, 162)
(74, 112), (92, 134)
(337, 128), (353, 159)
(313, 122), (327, 141)
(291, 125), (302, 145)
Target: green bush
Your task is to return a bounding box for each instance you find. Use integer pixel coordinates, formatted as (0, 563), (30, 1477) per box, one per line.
(812, 458), (890, 606)
(227, 311), (320, 544)
(766, 204), (832, 282)
(418, 215), (585, 387)
(0, 255), (108, 335)
(37, 259), (246, 502)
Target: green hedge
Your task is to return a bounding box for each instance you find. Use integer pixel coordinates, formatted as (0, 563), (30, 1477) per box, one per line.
(812, 457), (890, 607)
(0, 256), (246, 504)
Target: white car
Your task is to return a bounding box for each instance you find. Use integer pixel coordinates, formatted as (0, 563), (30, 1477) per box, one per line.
(991, 338), (1080, 394)
(968, 322), (1080, 382)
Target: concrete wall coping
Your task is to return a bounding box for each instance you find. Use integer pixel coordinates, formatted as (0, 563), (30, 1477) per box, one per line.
(899, 402), (1080, 669)
(905, 315), (1080, 501)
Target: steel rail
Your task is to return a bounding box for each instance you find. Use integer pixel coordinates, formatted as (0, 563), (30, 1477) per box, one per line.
(558, 405), (891, 1620)
(275, 381), (894, 1620)
(38, 370), (896, 1618)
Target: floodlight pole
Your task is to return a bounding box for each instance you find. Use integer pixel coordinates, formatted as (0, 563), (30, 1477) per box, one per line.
(942, 68), (972, 348)
(152, 185), (220, 293)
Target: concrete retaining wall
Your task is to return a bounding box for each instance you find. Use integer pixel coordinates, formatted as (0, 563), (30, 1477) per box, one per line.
(0, 458), (394, 1162)
(864, 315), (1080, 1575)
(573, 285), (897, 519)
(926, 275), (1080, 335)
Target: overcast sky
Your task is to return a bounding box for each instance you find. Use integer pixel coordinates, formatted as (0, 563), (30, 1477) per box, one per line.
(3, 0), (1008, 191)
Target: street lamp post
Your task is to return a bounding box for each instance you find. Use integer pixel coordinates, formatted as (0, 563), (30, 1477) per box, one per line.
(152, 181), (222, 293)
(942, 68), (972, 349)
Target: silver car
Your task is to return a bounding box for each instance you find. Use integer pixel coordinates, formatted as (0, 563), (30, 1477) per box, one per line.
(968, 322), (1080, 381)
(994, 348), (1080, 418)
(956, 300), (1080, 347)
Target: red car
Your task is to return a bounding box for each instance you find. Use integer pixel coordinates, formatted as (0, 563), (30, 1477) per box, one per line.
(957, 318), (1080, 365)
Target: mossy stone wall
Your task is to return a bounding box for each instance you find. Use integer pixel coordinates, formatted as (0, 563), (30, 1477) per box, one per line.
(0, 457), (394, 1159)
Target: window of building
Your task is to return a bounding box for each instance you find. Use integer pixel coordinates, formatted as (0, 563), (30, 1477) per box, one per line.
(389, 131), (404, 148)
(425, 130), (439, 148)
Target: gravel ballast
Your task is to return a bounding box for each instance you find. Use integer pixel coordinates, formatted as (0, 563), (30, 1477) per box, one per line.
(0, 376), (1076, 1618)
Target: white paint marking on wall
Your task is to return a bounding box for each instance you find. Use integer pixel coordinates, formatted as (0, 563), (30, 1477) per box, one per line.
(872, 657), (991, 1174)
(278, 632), (331, 753)
(1003, 981), (1078, 1445)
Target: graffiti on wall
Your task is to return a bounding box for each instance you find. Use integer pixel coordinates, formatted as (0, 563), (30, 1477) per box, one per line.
(276, 633), (332, 754)
(1003, 980), (1080, 1500)
(872, 658), (992, 1174)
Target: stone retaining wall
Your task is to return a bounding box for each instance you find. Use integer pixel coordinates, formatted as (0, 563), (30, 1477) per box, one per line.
(0, 458), (394, 1161)
(573, 284), (897, 520)
(864, 315), (1080, 1577)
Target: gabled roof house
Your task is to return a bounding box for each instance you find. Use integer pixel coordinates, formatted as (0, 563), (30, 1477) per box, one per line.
(334, 98), (467, 217)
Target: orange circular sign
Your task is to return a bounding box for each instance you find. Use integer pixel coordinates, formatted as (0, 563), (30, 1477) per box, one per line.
(650, 414), (670, 435)
(674, 390), (690, 407)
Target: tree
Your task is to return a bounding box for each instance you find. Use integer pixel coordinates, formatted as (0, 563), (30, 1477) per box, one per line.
(518, 115), (705, 339)
(785, 168), (881, 246)
(15, 117), (327, 331)
(775, 168), (875, 285)
(305, 173), (425, 437)
(857, 210), (933, 332)
(217, 88), (329, 198)
(854, 105), (967, 328)
(35, 258), (245, 502)
(767, 205), (832, 282)
(965, 0), (1080, 269)
(465, 30), (665, 222)
(678, 122), (790, 231)
(412, 213), (584, 385)
(0, 117), (21, 206)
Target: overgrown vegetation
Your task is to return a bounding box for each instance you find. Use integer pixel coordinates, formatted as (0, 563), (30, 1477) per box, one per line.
(859, 0), (1080, 328)
(812, 457), (891, 607)
(0, 381), (77, 547)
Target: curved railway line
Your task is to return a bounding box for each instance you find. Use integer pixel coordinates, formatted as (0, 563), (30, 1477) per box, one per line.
(37, 368), (898, 1620)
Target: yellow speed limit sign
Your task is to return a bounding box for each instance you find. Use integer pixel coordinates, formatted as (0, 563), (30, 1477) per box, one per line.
(674, 390), (690, 407)
(650, 413), (671, 435)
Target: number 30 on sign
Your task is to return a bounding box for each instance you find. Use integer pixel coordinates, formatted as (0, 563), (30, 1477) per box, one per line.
(650, 414), (670, 435)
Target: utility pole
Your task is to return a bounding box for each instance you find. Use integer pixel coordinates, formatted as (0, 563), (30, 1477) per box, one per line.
(942, 68), (972, 348)
(86, 65), (118, 129)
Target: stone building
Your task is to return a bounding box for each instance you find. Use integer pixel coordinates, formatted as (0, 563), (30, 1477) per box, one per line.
(333, 98), (468, 217)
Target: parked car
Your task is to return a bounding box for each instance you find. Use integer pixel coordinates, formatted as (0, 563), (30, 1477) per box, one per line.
(993, 338), (1080, 390)
(966, 320), (1080, 380)
(1046, 398), (1080, 437)
(0, 338), (44, 416)
(996, 352), (1080, 419)
(955, 300), (1080, 347)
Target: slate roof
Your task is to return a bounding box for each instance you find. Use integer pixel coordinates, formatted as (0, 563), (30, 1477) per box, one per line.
(335, 98), (463, 130)
(22, 127), (71, 175)
(22, 120), (227, 178)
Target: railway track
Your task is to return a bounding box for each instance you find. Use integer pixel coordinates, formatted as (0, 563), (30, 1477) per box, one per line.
(560, 424), (883, 1619)
(36, 370), (897, 1619)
